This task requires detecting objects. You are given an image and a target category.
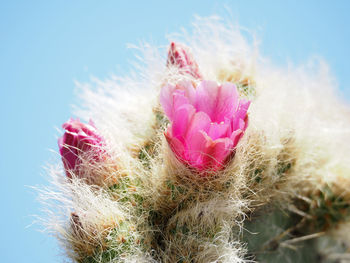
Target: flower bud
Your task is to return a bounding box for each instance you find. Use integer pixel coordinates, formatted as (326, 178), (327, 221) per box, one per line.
(167, 42), (202, 79)
(58, 118), (105, 177)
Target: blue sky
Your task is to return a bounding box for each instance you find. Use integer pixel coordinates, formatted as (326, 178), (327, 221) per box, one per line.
(1, 1), (349, 262)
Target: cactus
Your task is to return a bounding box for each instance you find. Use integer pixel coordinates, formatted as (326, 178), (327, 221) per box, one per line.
(39, 16), (350, 262)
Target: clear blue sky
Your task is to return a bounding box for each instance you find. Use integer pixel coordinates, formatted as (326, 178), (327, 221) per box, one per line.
(1, 1), (349, 262)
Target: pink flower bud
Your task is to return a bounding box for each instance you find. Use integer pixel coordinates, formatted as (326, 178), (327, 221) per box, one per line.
(167, 42), (202, 79)
(160, 80), (250, 173)
(58, 118), (106, 177)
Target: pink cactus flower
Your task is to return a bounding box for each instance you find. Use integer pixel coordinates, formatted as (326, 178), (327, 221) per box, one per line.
(58, 118), (105, 177)
(160, 80), (250, 173)
(167, 42), (202, 79)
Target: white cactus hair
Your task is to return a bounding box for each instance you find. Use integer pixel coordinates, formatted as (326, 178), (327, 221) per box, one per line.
(39, 15), (350, 262)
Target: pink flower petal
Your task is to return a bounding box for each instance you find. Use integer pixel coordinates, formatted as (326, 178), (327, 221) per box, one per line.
(201, 135), (234, 171)
(216, 82), (240, 121)
(230, 129), (243, 147)
(183, 111), (211, 144)
(160, 83), (196, 121)
(196, 81), (239, 122)
(165, 129), (185, 161)
(185, 130), (208, 169)
(172, 104), (196, 139)
(177, 80), (196, 106)
(59, 133), (80, 176)
(195, 80), (217, 119)
(232, 99), (250, 131)
(207, 122), (230, 140)
(160, 83), (177, 120)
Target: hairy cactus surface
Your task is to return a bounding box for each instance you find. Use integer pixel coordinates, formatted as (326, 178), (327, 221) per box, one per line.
(39, 17), (350, 263)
